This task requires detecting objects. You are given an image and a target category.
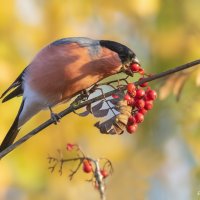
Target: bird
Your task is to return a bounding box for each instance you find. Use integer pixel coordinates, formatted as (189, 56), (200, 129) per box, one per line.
(0, 37), (139, 152)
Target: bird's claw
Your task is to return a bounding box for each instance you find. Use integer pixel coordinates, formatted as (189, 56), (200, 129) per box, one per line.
(51, 113), (61, 125)
(80, 89), (90, 100)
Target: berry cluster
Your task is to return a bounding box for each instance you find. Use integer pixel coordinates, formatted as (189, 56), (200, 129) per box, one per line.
(124, 63), (157, 134)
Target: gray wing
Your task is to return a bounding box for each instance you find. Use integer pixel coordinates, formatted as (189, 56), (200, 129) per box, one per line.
(51, 37), (101, 57)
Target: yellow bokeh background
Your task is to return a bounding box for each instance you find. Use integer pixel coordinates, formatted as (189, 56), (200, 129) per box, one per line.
(0, 0), (200, 199)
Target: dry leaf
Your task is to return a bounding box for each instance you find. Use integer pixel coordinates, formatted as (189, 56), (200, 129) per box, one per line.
(92, 109), (110, 118)
(159, 74), (178, 100)
(78, 110), (90, 117)
(95, 116), (116, 134)
(159, 71), (190, 101)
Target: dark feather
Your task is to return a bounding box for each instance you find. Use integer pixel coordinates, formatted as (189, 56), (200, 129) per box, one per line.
(0, 99), (25, 152)
(2, 86), (23, 103)
(99, 40), (135, 64)
(1, 68), (26, 102)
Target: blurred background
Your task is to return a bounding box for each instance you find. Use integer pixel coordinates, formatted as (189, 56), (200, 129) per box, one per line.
(0, 0), (200, 199)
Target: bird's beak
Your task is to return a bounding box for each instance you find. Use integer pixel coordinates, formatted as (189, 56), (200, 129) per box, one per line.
(121, 56), (140, 77)
(133, 56), (140, 64)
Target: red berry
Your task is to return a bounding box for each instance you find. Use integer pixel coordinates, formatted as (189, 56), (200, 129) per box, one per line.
(128, 115), (136, 125)
(139, 78), (148, 87)
(146, 89), (157, 101)
(127, 83), (136, 94)
(130, 63), (140, 72)
(127, 98), (135, 106)
(135, 89), (145, 98)
(135, 99), (145, 109)
(138, 67), (145, 75)
(126, 124), (138, 134)
(124, 93), (132, 101)
(134, 112), (144, 123)
(144, 101), (153, 110)
(83, 160), (92, 173)
(66, 143), (75, 151)
(138, 108), (147, 115)
(112, 94), (119, 99)
(129, 90), (136, 97)
(100, 169), (108, 178)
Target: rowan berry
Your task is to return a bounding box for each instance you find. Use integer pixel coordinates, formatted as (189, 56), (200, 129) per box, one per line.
(135, 89), (145, 98)
(138, 108), (147, 115)
(134, 112), (144, 123)
(128, 115), (136, 125)
(83, 160), (92, 173)
(127, 98), (135, 106)
(100, 169), (108, 178)
(135, 99), (145, 109)
(126, 124), (138, 134)
(127, 83), (136, 94)
(144, 100), (153, 110)
(138, 67), (145, 75)
(124, 93), (132, 101)
(139, 78), (148, 87)
(130, 63), (140, 72)
(146, 89), (157, 101)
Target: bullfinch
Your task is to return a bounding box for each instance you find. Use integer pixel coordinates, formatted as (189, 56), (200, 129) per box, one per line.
(0, 37), (139, 151)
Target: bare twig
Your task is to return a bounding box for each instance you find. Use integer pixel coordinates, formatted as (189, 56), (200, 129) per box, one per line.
(48, 150), (107, 200)
(93, 159), (106, 200)
(0, 59), (200, 159)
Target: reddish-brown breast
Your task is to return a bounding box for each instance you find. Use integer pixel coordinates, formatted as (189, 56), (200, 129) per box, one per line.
(25, 43), (121, 105)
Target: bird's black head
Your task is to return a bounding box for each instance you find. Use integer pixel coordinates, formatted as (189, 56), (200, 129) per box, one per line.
(99, 40), (138, 65)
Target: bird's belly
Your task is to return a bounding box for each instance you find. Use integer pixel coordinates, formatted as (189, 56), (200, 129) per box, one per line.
(61, 74), (103, 100)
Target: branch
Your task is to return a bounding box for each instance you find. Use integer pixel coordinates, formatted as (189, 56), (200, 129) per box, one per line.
(0, 59), (200, 159)
(48, 144), (110, 200)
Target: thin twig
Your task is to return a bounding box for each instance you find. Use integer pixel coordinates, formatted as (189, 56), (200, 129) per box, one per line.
(48, 153), (107, 199)
(0, 59), (199, 159)
(93, 159), (106, 200)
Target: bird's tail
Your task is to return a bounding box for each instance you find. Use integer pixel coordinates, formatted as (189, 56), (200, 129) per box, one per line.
(0, 100), (25, 152)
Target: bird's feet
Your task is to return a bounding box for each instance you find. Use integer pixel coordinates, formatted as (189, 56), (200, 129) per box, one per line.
(49, 107), (61, 125)
(51, 112), (61, 125)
